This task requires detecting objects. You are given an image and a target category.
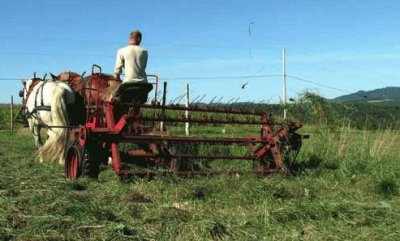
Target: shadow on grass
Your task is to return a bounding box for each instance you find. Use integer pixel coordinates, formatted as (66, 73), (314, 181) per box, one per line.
(193, 187), (206, 200)
(210, 222), (228, 240)
(287, 154), (339, 175)
(126, 192), (152, 203)
(376, 178), (398, 196)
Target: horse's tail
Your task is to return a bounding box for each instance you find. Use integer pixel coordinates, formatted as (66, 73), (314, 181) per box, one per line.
(37, 84), (70, 164)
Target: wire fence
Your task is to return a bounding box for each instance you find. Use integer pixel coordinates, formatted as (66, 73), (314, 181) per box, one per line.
(0, 73), (394, 102)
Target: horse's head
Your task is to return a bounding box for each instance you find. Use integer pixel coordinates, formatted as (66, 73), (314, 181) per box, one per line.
(19, 79), (29, 100)
(19, 80), (26, 98)
(19, 78), (42, 102)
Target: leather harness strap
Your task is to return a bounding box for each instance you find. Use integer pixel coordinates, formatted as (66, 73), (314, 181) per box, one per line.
(23, 80), (51, 116)
(34, 80), (48, 108)
(23, 79), (41, 109)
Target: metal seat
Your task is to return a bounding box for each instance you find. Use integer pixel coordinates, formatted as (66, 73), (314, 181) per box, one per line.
(113, 82), (153, 104)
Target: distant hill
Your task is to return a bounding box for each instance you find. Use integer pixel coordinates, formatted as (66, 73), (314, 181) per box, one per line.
(333, 87), (400, 105)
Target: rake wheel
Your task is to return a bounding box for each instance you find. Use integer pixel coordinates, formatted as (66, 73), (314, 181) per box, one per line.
(280, 132), (303, 169)
(253, 151), (276, 175)
(168, 143), (201, 172)
(65, 144), (83, 179)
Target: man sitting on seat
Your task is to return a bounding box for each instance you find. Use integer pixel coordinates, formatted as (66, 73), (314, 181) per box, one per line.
(114, 30), (148, 83)
(113, 30), (151, 104)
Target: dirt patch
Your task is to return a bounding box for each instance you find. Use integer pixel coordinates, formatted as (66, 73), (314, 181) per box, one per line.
(126, 192), (152, 203)
(272, 186), (295, 200)
(122, 226), (137, 236)
(6, 189), (20, 197)
(161, 207), (191, 222)
(192, 186), (207, 200)
(210, 222), (228, 240)
(377, 179), (398, 196)
(70, 182), (86, 191)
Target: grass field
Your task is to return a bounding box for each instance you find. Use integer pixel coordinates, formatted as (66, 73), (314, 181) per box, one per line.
(0, 120), (399, 240)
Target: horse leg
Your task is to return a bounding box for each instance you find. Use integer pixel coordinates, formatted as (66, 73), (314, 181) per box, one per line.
(36, 123), (45, 163)
(28, 118), (42, 148)
(34, 119), (43, 147)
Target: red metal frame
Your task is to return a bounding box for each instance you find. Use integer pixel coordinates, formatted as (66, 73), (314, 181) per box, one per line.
(68, 64), (306, 178)
(147, 74), (159, 103)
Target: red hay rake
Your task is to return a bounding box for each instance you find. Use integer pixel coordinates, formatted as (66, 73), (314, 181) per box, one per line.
(65, 65), (308, 179)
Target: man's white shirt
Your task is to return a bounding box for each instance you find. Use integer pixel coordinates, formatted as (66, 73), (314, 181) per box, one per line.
(114, 45), (148, 83)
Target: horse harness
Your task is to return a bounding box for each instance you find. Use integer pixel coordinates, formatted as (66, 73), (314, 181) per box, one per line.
(25, 79), (52, 114)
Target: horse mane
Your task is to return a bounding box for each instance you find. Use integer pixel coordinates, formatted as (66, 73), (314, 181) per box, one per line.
(55, 71), (87, 94)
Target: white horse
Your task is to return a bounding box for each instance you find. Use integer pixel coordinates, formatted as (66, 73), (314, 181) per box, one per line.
(21, 78), (76, 164)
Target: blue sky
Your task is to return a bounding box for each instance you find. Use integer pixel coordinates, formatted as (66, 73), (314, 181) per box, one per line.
(1, 0), (400, 103)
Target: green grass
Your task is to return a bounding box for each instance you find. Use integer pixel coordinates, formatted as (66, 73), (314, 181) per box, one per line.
(0, 107), (12, 130)
(0, 124), (399, 240)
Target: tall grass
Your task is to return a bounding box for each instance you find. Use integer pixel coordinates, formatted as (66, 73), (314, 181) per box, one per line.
(0, 107), (11, 130)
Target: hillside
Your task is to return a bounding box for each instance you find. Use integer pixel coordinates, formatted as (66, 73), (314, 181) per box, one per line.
(334, 86), (400, 104)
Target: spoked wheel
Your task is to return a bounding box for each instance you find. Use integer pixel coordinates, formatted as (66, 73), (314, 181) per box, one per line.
(253, 151), (276, 175)
(280, 133), (302, 167)
(170, 155), (191, 172)
(253, 132), (303, 175)
(65, 145), (83, 179)
(168, 143), (202, 173)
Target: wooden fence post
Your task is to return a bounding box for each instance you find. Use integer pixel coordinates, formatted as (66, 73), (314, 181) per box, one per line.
(10, 95), (14, 132)
(185, 83), (190, 136)
(160, 82), (167, 131)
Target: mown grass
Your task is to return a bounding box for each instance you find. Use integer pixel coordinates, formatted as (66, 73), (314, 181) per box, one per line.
(0, 122), (399, 240)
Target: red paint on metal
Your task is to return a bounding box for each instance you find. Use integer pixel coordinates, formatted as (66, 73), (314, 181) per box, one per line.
(113, 114), (128, 133)
(141, 116), (270, 125)
(111, 143), (121, 174)
(126, 103), (268, 116)
(64, 64), (307, 179)
(78, 126), (88, 147)
(126, 150), (255, 160)
(118, 169), (281, 176)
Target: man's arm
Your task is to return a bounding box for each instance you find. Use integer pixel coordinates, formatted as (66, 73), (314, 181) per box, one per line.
(114, 49), (124, 78)
(141, 49), (148, 70)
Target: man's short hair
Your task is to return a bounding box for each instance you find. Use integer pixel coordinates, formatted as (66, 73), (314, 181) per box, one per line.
(130, 30), (142, 41)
